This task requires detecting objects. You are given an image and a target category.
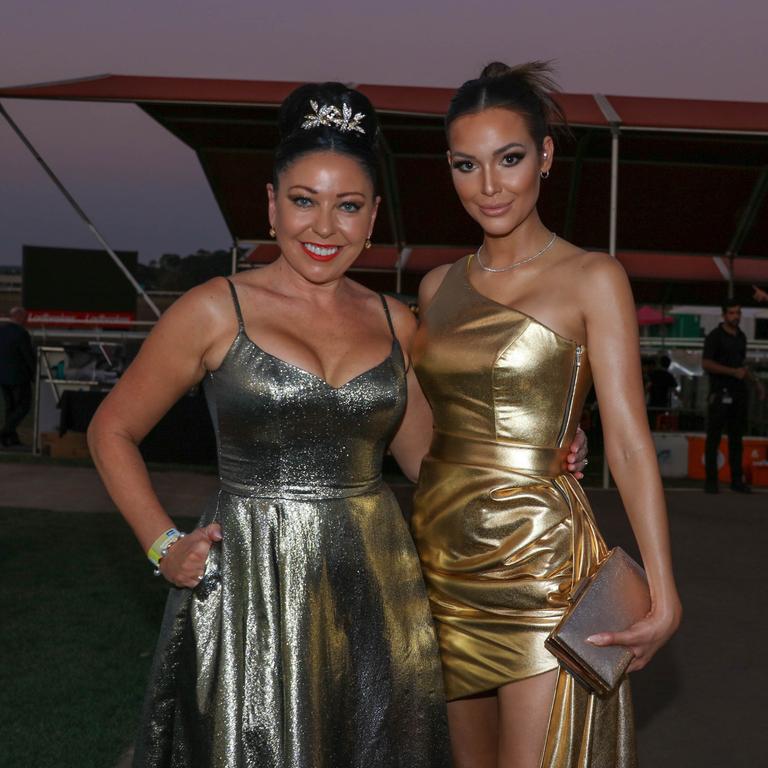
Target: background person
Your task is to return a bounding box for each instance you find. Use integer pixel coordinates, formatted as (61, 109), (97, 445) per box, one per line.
(702, 302), (765, 493)
(0, 306), (35, 448)
(646, 354), (678, 429)
(647, 355), (677, 410)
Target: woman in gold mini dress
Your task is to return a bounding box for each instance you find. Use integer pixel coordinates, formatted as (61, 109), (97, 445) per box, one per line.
(410, 63), (682, 768)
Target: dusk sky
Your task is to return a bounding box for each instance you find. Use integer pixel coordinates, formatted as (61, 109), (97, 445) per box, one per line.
(2, 0), (766, 266)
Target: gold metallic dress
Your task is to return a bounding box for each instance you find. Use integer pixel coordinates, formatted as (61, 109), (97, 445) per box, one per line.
(411, 257), (636, 768)
(133, 282), (451, 768)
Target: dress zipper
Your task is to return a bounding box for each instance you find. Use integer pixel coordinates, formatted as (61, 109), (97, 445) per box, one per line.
(556, 345), (583, 447)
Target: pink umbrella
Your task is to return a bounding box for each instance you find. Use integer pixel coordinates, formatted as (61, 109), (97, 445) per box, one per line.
(636, 305), (675, 326)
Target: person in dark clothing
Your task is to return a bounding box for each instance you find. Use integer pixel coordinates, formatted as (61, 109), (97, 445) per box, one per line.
(0, 307), (35, 447)
(702, 303), (765, 493)
(647, 355), (678, 408)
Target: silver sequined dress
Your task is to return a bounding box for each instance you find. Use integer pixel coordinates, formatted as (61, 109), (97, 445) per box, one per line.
(133, 281), (451, 768)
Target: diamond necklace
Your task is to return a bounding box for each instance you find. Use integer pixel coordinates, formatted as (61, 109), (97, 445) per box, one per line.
(475, 232), (557, 273)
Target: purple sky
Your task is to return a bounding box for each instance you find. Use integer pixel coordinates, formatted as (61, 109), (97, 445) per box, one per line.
(2, 0), (767, 266)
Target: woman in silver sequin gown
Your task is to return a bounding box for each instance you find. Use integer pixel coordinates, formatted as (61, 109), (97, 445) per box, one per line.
(88, 83), (450, 768)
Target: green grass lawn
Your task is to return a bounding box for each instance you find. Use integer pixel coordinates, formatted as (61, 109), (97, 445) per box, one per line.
(0, 508), (195, 768)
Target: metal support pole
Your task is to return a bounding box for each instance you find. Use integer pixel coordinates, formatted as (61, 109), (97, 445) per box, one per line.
(727, 254), (735, 299)
(725, 168), (768, 272)
(592, 96), (623, 490)
(396, 247), (412, 295)
(231, 242), (239, 275)
(608, 128), (620, 262)
(32, 346), (61, 455)
(32, 347), (42, 455)
(604, 124), (621, 489)
(563, 131), (591, 241)
(0, 101), (161, 317)
(378, 133), (407, 293)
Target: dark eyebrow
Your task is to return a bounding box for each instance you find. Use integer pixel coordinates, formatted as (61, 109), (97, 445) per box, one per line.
(493, 142), (526, 156)
(451, 142), (527, 161)
(288, 185), (317, 194)
(287, 185), (365, 198)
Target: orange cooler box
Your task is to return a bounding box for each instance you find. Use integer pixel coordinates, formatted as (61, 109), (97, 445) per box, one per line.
(687, 435), (768, 484)
(752, 462), (768, 487)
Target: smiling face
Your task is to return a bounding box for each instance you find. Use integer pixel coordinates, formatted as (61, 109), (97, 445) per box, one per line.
(268, 150), (379, 283)
(447, 107), (553, 238)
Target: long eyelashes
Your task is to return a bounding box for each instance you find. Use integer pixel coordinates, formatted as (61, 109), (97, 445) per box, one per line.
(502, 152), (526, 166)
(288, 196), (362, 213)
(451, 153), (527, 173)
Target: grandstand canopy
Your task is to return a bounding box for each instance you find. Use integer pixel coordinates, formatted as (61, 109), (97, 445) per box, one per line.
(2, 74), (767, 302)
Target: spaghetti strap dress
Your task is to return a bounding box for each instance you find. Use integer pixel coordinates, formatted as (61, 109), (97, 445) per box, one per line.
(410, 256), (636, 768)
(133, 281), (451, 768)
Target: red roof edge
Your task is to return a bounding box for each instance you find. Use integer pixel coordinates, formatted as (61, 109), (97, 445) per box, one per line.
(2, 74), (768, 134)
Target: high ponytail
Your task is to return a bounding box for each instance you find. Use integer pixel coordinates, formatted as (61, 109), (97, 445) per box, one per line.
(446, 61), (568, 149)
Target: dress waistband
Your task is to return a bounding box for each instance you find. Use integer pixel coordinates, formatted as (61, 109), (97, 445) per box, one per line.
(430, 432), (569, 477)
(218, 476), (384, 500)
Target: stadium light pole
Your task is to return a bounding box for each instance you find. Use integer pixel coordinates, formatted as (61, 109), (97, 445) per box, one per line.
(0, 101), (161, 318)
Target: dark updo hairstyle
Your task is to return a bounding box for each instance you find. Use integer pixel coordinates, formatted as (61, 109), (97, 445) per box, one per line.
(445, 61), (568, 151)
(273, 82), (381, 191)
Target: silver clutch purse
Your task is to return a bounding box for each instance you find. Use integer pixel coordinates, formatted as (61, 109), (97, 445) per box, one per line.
(545, 547), (651, 696)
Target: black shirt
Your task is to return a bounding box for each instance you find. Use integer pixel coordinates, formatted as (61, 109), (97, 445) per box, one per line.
(647, 368), (677, 408)
(0, 321), (35, 386)
(702, 323), (747, 394)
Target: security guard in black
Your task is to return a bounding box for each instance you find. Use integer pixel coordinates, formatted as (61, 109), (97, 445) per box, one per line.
(702, 304), (749, 492)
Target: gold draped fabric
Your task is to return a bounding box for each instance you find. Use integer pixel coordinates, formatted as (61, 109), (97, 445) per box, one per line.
(411, 256), (636, 767)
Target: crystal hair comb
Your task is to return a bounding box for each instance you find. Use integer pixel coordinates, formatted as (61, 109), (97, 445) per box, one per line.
(301, 100), (366, 135)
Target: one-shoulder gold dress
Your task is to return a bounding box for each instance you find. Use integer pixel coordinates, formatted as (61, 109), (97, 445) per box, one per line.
(411, 256), (636, 768)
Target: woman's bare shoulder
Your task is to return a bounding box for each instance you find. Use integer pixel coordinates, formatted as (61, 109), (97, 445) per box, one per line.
(145, 277), (241, 365)
(419, 258), (464, 309)
(551, 246), (629, 293)
(162, 276), (236, 327)
(572, 249), (628, 278)
(382, 293), (418, 341)
(343, 278), (417, 340)
(563, 250), (635, 325)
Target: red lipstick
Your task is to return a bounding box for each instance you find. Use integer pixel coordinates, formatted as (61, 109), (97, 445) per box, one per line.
(301, 242), (342, 262)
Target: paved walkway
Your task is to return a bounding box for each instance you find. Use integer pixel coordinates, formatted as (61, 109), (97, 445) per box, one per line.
(1, 460), (219, 516)
(2, 458), (765, 767)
